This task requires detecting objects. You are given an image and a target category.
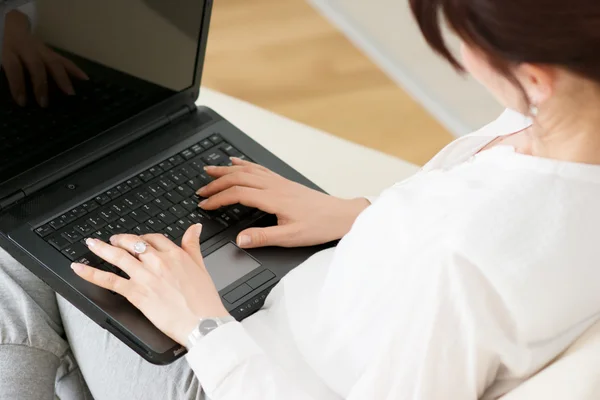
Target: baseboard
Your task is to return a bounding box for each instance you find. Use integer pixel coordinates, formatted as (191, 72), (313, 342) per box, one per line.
(308, 0), (472, 136)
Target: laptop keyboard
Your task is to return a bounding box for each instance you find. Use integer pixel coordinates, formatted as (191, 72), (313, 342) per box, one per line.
(34, 134), (261, 277)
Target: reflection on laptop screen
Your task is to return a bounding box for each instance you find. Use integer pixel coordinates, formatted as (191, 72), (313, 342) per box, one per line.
(0, 0), (205, 184)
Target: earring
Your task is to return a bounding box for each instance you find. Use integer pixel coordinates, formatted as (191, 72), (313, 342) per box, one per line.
(529, 104), (539, 117)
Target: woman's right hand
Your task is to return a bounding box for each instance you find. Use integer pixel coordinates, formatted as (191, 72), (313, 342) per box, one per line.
(197, 157), (370, 249)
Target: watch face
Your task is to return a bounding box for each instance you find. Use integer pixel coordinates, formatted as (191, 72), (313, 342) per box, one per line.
(199, 319), (219, 335)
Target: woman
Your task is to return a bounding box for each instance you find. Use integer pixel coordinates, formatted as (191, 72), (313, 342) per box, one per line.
(2, 0), (600, 398)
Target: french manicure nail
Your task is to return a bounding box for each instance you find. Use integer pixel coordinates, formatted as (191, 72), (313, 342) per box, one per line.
(71, 263), (84, 272)
(237, 235), (251, 247)
(85, 238), (96, 247)
(199, 200), (207, 207)
(197, 187), (206, 195)
(109, 235), (116, 244)
(196, 223), (203, 237)
(17, 95), (26, 107)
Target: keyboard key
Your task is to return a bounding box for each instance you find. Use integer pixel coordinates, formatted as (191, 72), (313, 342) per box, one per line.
(201, 150), (227, 166)
(148, 166), (163, 176)
(140, 203), (161, 217)
(220, 143), (243, 158)
(57, 211), (77, 226)
(115, 183), (131, 194)
(122, 196), (142, 210)
(73, 222), (94, 236)
(179, 165), (197, 179)
(165, 225), (184, 239)
(200, 139), (212, 149)
(35, 224), (54, 237)
(168, 205), (188, 219)
(106, 223), (127, 235)
(156, 210), (177, 225)
(180, 149), (195, 160)
(87, 215), (107, 229)
(164, 191), (183, 204)
(167, 172), (186, 185)
(117, 216), (137, 230)
(190, 160), (206, 173)
(95, 194), (111, 205)
(81, 201), (99, 213)
(191, 144), (204, 154)
(129, 209), (150, 223)
(61, 228), (83, 243)
(228, 205), (253, 219)
(99, 209), (118, 222)
(168, 155), (185, 166)
(138, 171), (154, 182)
(76, 253), (103, 266)
(71, 206), (87, 218)
(105, 189), (120, 200)
(197, 172), (214, 185)
(176, 218), (193, 230)
(92, 229), (111, 242)
(133, 189), (153, 203)
(219, 212), (234, 225)
(180, 198), (197, 211)
(209, 134), (223, 144)
(48, 233), (71, 250)
(157, 177), (176, 191)
(146, 218), (166, 231)
(153, 196), (173, 210)
(176, 184), (195, 197)
(62, 243), (89, 261)
(134, 224), (152, 235)
(158, 161), (174, 171)
(110, 203), (130, 216)
(126, 177), (143, 188)
(147, 184), (165, 197)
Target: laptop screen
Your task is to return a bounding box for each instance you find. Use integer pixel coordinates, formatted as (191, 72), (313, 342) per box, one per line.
(0, 0), (205, 185)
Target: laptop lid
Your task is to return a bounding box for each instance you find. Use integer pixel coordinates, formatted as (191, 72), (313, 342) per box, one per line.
(0, 0), (212, 205)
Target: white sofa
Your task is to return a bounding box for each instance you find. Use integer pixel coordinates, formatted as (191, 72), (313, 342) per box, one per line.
(198, 88), (600, 399)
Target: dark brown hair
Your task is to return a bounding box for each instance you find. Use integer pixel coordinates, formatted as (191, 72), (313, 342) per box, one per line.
(409, 0), (600, 104)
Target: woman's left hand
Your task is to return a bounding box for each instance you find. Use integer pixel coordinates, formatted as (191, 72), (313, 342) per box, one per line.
(71, 224), (230, 346)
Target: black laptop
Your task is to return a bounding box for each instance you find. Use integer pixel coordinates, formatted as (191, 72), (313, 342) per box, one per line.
(0, 0), (328, 364)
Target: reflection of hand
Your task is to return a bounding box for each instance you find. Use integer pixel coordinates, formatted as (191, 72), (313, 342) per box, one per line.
(198, 158), (370, 248)
(2, 10), (88, 107)
(72, 227), (230, 346)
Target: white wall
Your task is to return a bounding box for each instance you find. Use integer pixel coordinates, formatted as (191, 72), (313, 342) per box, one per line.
(309, 0), (504, 135)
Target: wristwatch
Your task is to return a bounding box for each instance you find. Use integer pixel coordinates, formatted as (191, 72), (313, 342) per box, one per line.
(186, 316), (236, 350)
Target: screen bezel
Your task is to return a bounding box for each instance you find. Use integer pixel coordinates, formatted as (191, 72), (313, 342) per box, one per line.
(0, 0), (213, 203)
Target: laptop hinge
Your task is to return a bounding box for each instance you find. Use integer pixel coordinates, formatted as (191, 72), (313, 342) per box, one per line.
(167, 105), (194, 123)
(0, 190), (25, 210)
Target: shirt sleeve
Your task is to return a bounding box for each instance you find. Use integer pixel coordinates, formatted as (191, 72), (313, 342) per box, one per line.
(186, 321), (316, 400)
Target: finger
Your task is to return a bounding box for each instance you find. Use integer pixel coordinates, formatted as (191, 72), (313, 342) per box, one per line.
(197, 172), (268, 197)
(199, 186), (277, 213)
(46, 59), (75, 95)
(85, 238), (141, 276)
(140, 233), (179, 252)
(2, 52), (27, 106)
(181, 223), (204, 266)
(20, 48), (48, 107)
(230, 157), (272, 173)
(108, 233), (161, 257)
(71, 262), (131, 295)
(236, 225), (296, 249)
(58, 55), (89, 81)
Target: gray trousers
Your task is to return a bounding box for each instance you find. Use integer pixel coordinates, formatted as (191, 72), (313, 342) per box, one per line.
(0, 247), (205, 400)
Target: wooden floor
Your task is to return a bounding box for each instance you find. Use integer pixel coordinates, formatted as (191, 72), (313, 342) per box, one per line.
(202, 0), (454, 166)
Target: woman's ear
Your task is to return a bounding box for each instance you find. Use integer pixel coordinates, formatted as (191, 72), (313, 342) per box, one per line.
(516, 64), (555, 106)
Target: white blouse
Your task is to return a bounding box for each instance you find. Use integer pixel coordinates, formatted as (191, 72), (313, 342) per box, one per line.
(187, 109), (600, 399)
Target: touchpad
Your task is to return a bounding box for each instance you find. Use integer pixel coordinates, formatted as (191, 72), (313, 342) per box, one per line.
(204, 242), (261, 291)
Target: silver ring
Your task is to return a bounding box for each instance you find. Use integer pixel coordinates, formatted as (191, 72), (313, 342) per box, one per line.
(133, 241), (149, 255)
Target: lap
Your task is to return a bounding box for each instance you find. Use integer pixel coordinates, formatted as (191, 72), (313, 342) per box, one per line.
(57, 296), (205, 400)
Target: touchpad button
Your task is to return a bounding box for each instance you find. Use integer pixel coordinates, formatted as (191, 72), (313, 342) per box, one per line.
(204, 242), (261, 291)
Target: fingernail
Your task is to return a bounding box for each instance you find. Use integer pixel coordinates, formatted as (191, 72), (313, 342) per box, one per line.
(196, 223), (203, 237)
(39, 96), (48, 108)
(66, 86), (76, 96)
(199, 200), (207, 207)
(109, 235), (116, 244)
(237, 235), (251, 247)
(71, 263), (84, 272)
(17, 95), (26, 107)
(85, 238), (96, 247)
(197, 187), (206, 195)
